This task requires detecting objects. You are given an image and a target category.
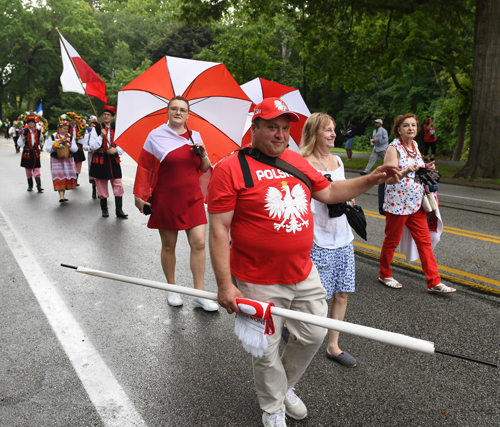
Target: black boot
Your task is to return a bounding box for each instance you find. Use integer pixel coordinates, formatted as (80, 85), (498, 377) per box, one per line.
(115, 196), (128, 219)
(100, 198), (109, 218)
(76, 173), (80, 186)
(27, 178), (34, 192)
(35, 177), (44, 193)
(91, 181), (97, 199)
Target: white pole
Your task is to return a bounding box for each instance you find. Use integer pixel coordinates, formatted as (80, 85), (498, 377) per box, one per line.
(271, 306), (434, 354)
(73, 266), (435, 355)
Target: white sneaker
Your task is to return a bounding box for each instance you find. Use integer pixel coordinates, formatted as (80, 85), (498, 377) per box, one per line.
(166, 291), (183, 307)
(192, 297), (219, 312)
(284, 387), (307, 420)
(262, 410), (286, 427)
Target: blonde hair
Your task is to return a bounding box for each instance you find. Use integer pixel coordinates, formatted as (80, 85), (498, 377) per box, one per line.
(300, 113), (336, 157)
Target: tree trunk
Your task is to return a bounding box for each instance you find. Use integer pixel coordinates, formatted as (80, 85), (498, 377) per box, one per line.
(452, 113), (467, 161)
(455, 0), (500, 179)
(302, 59), (307, 104)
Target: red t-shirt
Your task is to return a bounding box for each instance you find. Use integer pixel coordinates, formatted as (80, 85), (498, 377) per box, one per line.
(424, 124), (436, 142)
(208, 149), (330, 285)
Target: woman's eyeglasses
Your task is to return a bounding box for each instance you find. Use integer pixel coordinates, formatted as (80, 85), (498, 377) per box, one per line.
(170, 107), (188, 114)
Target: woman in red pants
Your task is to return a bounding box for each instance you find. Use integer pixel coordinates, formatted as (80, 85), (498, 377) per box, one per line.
(379, 113), (455, 294)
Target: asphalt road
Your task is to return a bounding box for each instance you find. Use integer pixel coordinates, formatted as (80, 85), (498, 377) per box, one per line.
(1, 138), (499, 427)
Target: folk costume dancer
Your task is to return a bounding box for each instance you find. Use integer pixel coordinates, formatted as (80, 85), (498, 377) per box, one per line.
(69, 116), (86, 186)
(18, 114), (44, 193)
(82, 116), (98, 199)
(208, 97), (402, 427)
(45, 121), (78, 203)
(89, 105), (128, 219)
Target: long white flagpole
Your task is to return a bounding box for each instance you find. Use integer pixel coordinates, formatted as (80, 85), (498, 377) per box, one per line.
(62, 264), (497, 367)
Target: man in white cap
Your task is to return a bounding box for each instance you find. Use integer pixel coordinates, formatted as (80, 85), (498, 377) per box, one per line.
(360, 118), (389, 175)
(208, 98), (401, 426)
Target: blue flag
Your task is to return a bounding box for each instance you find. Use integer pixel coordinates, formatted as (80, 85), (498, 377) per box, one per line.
(36, 102), (43, 116)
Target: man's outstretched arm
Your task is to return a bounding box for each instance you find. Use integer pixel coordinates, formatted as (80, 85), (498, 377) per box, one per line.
(313, 164), (402, 204)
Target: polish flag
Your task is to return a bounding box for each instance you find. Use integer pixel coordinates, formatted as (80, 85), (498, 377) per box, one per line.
(58, 32), (107, 103)
(133, 124), (203, 201)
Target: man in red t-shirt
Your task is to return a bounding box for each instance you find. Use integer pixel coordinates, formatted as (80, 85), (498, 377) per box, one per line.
(423, 117), (437, 162)
(208, 97), (401, 426)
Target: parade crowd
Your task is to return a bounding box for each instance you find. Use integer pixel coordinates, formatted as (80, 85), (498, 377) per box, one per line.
(9, 106), (128, 216)
(5, 98), (455, 427)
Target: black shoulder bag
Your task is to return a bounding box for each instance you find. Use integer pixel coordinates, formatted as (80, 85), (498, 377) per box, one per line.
(237, 147), (312, 195)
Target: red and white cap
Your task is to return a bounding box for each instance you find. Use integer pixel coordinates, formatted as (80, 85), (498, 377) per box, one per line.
(252, 97), (300, 122)
(102, 105), (116, 116)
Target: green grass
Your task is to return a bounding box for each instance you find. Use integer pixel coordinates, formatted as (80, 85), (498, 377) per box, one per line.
(330, 148), (500, 187)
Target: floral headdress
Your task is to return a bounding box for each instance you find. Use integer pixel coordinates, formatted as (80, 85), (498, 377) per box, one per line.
(19, 111), (49, 134)
(61, 112), (86, 140)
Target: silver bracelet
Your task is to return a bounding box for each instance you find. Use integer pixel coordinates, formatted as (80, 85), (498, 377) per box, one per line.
(201, 155), (208, 160)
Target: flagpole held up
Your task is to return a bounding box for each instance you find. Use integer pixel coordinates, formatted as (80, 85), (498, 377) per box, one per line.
(56, 27), (101, 118)
(61, 264), (497, 367)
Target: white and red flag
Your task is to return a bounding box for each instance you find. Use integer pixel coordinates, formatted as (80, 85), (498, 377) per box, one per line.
(133, 123), (204, 201)
(58, 30), (107, 103)
(234, 298), (275, 357)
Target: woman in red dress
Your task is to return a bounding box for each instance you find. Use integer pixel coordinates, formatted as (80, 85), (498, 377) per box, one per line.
(134, 96), (219, 311)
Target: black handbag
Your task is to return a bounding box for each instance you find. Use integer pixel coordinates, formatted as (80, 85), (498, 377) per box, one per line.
(323, 173), (347, 218)
(327, 202), (347, 218)
(345, 204), (367, 240)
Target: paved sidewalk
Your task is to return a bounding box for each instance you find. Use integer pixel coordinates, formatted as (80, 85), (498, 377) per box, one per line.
(335, 150), (465, 167)
(337, 151), (500, 190)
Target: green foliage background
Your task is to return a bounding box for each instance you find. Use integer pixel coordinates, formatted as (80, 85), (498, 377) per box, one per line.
(0, 0), (477, 162)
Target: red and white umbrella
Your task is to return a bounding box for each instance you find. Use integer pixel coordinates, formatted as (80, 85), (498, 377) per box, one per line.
(114, 56), (252, 164)
(240, 78), (311, 152)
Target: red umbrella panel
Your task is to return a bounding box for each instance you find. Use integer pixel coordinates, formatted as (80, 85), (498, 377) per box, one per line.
(240, 77), (311, 152)
(114, 56), (252, 164)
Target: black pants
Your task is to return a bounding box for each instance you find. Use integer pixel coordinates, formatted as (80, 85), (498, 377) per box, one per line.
(422, 141), (436, 157)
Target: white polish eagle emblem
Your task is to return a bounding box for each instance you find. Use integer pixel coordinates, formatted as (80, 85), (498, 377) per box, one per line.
(265, 181), (309, 233)
(274, 100), (288, 111)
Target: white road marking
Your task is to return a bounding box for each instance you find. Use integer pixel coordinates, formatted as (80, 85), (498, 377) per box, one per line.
(438, 193), (500, 205)
(0, 209), (147, 427)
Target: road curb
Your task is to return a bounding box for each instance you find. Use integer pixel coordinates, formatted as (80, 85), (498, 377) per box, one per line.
(354, 247), (500, 297)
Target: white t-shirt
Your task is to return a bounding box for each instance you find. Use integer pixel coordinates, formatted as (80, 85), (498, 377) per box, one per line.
(311, 156), (354, 249)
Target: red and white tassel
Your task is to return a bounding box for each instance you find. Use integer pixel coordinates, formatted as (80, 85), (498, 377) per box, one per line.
(234, 298), (275, 357)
